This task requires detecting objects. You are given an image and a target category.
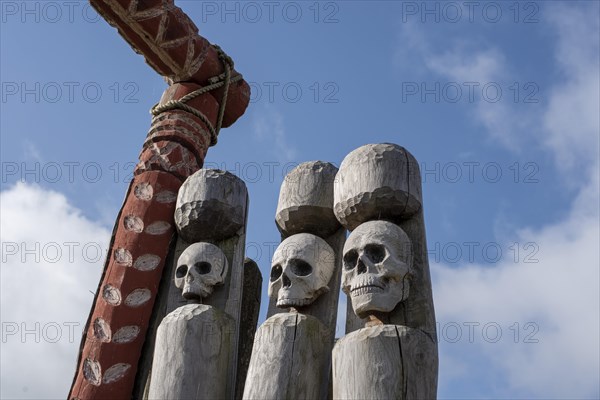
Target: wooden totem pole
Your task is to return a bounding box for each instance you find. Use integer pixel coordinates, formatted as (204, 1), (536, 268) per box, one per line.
(147, 169), (250, 400)
(69, 1), (251, 399)
(244, 161), (345, 399)
(332, 143), (438, 399)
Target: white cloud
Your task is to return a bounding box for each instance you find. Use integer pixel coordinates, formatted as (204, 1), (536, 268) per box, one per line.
(23, 140), (43, 162)
(397, 21), (536, 152)
(0, 183), (109, 399)
(397, 4), (599, 184)
(397, 3), (600, 398)
(434, 170), (599, 398)
(252, 105), (297, 162)
(543, 5), (600, 179)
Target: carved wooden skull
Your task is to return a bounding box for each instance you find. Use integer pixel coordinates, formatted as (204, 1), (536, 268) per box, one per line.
(175, 242), (228, 300)
(342, 220), (413, 318)
(269, 233), (335, 308)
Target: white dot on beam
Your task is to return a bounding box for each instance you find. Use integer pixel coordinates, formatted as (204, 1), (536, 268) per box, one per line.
(155, 191), (177, 203)
(125, 288), (152, 307)
(83, 358), (101, 386)
(102, 363), (131, 384)
(102, 284), (122, 306)
(124, 215), (144, 233)
(114, 248), (132, 267)
(134, 182), (153, 201)
(112, 326), (140, 344)
(93, 318), (111, 342)
(145, 221), (171, 235)
(133, 254), (161, 271)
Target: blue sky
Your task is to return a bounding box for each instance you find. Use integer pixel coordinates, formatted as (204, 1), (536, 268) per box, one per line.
(1, 1), (599, 399)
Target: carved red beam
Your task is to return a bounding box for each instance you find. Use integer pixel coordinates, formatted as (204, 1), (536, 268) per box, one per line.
(69, 1), (250, 399)
(90, 0), (249, 127)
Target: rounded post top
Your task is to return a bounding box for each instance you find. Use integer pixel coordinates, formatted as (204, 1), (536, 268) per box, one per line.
(276, 161), (341, 237)
(175, 169), (248, 242)
(334, 143), (422, 231)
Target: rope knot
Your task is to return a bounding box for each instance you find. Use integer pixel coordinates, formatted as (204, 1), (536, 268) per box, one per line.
(149, 44), (241, 147)
(213, 44), (234, 69)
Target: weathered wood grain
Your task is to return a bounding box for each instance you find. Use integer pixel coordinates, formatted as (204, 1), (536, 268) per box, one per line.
(341, 220), (412, 319)
(243, 312), (330, 400)
(258, 229), (344, 400)
(259, 160), (346, 397)
(134, 170), (250, 399)
(269, 233), (336, 308)
(336, 144), (438, 399)
(345, 208), (437, 343)
(147, 304), (235, 400)
(339, 145), (436, 337)
(332, 324), (437, 400)
(268, 159), (345, 333)
(138, 231), (248, 399)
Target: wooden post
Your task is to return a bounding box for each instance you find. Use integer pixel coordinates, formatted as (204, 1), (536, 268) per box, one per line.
(141, 169), (249, 399)
(332, 325), (437, 399)
(235, 259), (263, 400)
(147, 304), (234, 400)
(331, 143), (438, 399)
(69, 1), (251, 397)
(244, 312), (329, 400)
(244, 161), (344, 400)
(268, 161), (345, 335)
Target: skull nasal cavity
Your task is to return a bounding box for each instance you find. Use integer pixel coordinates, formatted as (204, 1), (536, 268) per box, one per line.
(357, 259), (367, 274)
(282, 274), (291, 288)
(194, 262), (212, 275)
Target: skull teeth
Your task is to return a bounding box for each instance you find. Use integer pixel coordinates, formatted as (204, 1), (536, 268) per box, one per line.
(349, 275), (386, 297)
(183, 285), (210, 299)
(350, 285), (384, 297)
(277, 297), (312, 307)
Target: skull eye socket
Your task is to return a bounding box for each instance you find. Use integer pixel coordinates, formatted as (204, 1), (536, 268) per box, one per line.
(289, 259), (312, 276)
(343, 250), (358, 270)
(194, 262), (212, 275)
(176, 265), (188, 278)
(364, 244), (386, 263)
(270, 264), (283, 282)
